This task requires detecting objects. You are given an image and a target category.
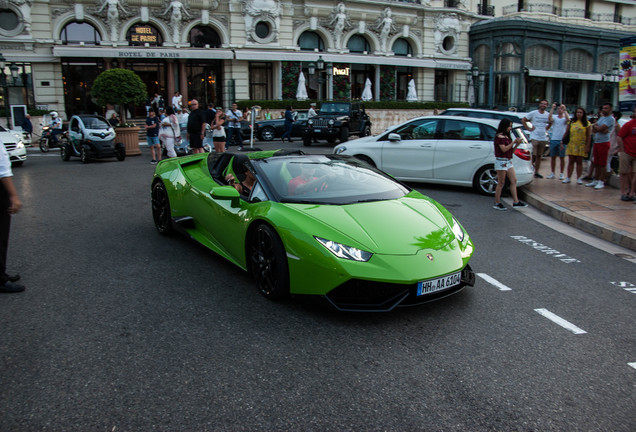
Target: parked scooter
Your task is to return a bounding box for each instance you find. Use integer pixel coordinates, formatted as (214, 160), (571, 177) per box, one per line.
(39, 125), (66, 153)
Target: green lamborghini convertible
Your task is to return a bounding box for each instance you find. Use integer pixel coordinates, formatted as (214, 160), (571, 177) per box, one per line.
(151, 150), (475, 311)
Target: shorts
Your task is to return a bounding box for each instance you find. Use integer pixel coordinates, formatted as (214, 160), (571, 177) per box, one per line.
(495, 157), (513, 171)
(592, 141), (610, 167)
(532, 140), (548, 157)
(189, 134), (203, 149)
(618, 151), (636, 175)
(549, 139), (566, 158)
(213, 136), (226, 142)
(147, 136), (160, 146)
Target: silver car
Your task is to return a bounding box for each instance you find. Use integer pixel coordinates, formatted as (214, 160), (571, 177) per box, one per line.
(334, 116), (533, 195)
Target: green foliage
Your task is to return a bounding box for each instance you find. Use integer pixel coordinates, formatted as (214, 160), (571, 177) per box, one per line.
(92, 68), (147, 109)
(281, 62), (300, 100)
(380, 65), (397, 100)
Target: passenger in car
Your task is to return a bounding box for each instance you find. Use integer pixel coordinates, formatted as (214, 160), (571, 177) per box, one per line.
(225, 161), (256, 196)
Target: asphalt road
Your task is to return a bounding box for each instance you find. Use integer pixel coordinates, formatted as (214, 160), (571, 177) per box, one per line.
(1, 141), (634, 431)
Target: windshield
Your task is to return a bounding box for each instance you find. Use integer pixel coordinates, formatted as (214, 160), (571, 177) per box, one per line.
(254, 155), (409, 205)
(318, 103), (350, 114)
(80, 116), (110, 130)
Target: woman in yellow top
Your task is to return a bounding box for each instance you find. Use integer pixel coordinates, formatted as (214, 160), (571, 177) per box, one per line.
(563, 107), (592, 184)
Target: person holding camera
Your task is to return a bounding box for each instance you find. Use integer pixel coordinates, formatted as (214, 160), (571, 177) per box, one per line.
(547, 102), (570, 180)
(493, 118), (528, 211)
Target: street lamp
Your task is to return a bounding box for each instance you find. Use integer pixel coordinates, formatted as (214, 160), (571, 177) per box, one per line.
(472, 67), (481, 107)
(308, 61), (316, 75)
(316, 55), (324, 70)
(0, 53), (10, 128)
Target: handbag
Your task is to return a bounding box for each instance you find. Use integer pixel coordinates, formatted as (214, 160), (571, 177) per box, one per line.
(561, 124), (570, 145)
(170, 125), (181, 144)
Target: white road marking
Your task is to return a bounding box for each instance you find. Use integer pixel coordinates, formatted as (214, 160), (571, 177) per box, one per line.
(477, 273), (512, 291)
(628, 362), (636, 370)
(504, 198), (636, 264)
(534, 308), (587, 334)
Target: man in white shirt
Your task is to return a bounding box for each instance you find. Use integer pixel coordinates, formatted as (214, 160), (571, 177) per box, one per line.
(172, 91), (183, 112)
(308, 103), (317, 119)
(0, 140), (24, 293)
(225, 103), (244, 149)
(522, 99), (550, 178)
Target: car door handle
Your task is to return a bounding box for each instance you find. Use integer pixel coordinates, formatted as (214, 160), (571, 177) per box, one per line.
(468, 145), (482, 149)
(420, 144), (433, 148)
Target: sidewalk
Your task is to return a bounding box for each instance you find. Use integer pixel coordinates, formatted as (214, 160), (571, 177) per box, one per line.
(518, 164), (636, 252)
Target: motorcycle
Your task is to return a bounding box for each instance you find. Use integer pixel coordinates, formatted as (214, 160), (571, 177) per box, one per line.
(39, 126), (66, 153)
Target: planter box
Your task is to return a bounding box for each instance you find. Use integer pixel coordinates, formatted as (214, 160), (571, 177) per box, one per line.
(115, 127), (142, 156)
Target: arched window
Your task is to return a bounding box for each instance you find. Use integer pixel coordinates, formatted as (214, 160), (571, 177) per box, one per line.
(392, 38), (413, 57)
(298, 31), (324, 52)
(474, 44), (491, 72)
(60, 22), (102, 45)
(126, 23), (163, 47)
(563, 49), (593, 73)
(188, 26), (222, 48)
(525, 44), (558, 70)
(347, 35), (370, 53)
(495, 42), (521, 72)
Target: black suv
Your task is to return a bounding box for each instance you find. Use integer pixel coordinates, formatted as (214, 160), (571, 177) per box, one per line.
(302, 102), (372, 146)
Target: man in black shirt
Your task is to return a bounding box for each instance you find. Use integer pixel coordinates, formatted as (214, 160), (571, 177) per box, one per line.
(187, 99), (207, 154)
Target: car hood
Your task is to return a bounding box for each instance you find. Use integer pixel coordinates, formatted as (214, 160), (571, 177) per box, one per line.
(0, 131), (20, 144)
(283, 196), (455, 255)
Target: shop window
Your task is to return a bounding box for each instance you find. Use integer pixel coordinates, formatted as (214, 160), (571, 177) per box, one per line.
(351, 65), (374, 99)
(188, 26), (222, 48)
(435, 70), (449, 101)
(525, 44), (558, 70)
(396, 67), (412, 100)
(298, 31), (324, 52)
(392, 39), (413, 57)
(563, 49), (593, 73)
(563, 80), (581, 106)
(127, 24), (163, 47)
(347, 35), (370, 54)
(526, 76), (546, 104)
(249, 62), (272, 100)
(60, 22), (102, 45)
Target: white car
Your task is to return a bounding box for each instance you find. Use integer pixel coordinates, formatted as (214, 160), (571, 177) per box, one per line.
(0, 125), (27, 167)
(334, 116), (533, 195)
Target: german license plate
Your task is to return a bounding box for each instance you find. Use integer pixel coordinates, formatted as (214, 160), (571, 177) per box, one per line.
(314, 129), (321, 133)
(417, 271), (461, 296)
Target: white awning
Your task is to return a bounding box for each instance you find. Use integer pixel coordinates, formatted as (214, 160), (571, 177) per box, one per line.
(52, 46), (235, 60)
(526, 68), (603, 81)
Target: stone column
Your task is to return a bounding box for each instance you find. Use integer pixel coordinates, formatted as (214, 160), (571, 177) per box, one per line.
(179, 61), (188, 104)
(167, 61), (175, 105)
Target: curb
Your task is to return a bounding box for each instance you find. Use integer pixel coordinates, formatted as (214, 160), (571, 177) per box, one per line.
(519, 188), (636, 252)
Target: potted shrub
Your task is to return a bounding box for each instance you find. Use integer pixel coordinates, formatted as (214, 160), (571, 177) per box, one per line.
(92, 68), (147, 156)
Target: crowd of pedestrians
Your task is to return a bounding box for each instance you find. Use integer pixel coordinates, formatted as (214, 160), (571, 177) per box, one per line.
(495, 99), (636, 210)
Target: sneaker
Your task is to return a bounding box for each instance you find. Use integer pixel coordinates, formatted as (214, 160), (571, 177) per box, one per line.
(513, 201), (528, 208)
(150, 160), (157, 165)
(546, 173), (555, 179)
(621, 194), (632, 202)
(534, 173), (544, 179)
(585, 180), (598, 187)
(577, 178), (583, 185)
(559, 173), (565, 180)
(0, 281), (25, 293)
(562, 177), (571, 184)
(594, 181), (605, 190)
(493, 203), (507, 211)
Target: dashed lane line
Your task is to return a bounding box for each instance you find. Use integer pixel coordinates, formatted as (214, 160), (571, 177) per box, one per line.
(534, 308), (587, 335)
(477, 273), (512, 291)
(628, 362), (636, 370)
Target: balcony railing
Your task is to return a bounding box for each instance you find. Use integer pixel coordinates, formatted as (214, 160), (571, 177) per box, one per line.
(477, 4), (495, 16)
(503, 4), (634, 24)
